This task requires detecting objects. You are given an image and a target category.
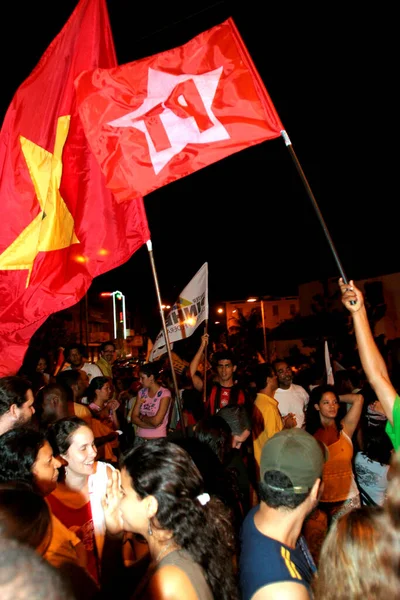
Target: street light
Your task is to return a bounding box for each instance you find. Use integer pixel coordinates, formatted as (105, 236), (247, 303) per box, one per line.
(100, 290), (127, 339)
(247, 296), (268, 360)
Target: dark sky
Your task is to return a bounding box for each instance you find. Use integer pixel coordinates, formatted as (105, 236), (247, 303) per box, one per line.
(1, 1), (396, 328)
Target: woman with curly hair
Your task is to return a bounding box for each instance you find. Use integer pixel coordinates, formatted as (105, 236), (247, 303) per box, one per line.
(104, 439), (239, 600)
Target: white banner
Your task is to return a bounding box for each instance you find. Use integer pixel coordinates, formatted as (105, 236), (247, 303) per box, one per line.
(149, 263), (208, 361)
(325, 340), (335, 385)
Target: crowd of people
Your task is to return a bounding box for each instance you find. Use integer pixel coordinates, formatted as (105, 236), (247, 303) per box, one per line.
(0, 279), (400, 598)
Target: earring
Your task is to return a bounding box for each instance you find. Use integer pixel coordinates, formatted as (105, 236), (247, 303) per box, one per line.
(148, 520), (153, 536)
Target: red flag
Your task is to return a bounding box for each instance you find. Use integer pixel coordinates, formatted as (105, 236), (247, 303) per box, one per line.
(0, 0), (150, 376)
(75, 18), (284, 202)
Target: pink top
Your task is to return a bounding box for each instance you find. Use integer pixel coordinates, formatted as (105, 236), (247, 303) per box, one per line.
(137, 386), (171, 438)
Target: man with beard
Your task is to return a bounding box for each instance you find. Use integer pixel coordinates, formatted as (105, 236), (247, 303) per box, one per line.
(0, 376), (35, 435)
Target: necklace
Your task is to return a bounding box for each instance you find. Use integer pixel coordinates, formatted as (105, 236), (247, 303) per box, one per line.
(155, 540), (175, 563)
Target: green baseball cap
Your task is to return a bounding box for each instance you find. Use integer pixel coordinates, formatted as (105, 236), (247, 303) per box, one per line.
(260, 428), (328, 494)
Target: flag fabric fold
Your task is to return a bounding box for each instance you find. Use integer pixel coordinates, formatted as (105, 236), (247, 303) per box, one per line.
(75, 18), (284, 202)
(150, 263), (208, 362)
(0, 0), (150, 376)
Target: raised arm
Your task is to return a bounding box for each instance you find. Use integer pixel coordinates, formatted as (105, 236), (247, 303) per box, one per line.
(189, 333), (209, 392)
(339, 278), (397, 423)
(339, 393), (363, 438)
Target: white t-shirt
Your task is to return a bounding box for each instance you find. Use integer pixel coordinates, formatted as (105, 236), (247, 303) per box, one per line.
(274, 384), (309, 429)
(64, 362), (102, 382)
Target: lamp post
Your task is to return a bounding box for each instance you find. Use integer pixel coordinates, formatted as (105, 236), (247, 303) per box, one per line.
(100, 290), (127, 340)
(247, 297), (268, 361)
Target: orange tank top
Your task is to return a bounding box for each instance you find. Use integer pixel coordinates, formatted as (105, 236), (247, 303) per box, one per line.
(321, 430), (359, 502)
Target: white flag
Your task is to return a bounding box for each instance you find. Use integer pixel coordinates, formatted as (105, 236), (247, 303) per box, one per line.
(325, 340), (334, 385)
(149, 263), (208, 361)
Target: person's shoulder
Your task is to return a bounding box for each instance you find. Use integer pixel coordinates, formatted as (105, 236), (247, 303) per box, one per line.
(149, 562), (201, 600)
(159, 386), (171, 397)
(251, 581), (310, 600)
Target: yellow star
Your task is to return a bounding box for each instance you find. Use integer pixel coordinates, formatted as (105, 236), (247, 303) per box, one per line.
(0, 115), (79, 286)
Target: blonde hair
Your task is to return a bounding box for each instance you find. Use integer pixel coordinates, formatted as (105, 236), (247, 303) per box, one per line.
(314, 506), (400, 599)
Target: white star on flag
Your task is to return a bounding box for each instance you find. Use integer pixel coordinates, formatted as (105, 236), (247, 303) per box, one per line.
(107, 67), (230, 174)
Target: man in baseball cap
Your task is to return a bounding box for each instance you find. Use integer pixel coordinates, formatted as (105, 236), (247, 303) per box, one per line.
(239, 428), (327, 600)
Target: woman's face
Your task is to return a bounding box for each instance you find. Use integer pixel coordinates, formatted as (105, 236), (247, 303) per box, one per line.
(63, 426), (97, 477)
(96, 381), (113, 404)
(232, 429), (250, 449)
(32, 441), (62, 496)
(139, 372), (154, 389)
(36, 358), (47, 372)
(119, 467), (149, 534)
(316, 392), (339, 419)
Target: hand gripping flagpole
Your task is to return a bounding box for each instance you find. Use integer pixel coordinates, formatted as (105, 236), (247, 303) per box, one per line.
(280, 130), (351, 288)
(146, 240), (186, 436)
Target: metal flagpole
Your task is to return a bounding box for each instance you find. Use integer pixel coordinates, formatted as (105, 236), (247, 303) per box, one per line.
(203, 320), (208, 406)
(146, 240), (186, 435)
(203, 264), (209, 406)
(260, 299), (268, 361)
(281, 130), (350, 285)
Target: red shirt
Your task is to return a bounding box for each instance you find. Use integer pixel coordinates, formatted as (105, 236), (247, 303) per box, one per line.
(48, 493), (99, 583)
(207, 384), (246, 415)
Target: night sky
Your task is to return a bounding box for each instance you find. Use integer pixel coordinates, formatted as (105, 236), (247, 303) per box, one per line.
(1, 1), (395, 330)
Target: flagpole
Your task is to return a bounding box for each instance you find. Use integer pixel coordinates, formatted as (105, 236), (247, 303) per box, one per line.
(203, 320), (208, 406)
(260, 298), (268, 361)
(203, 263), (209, 406)
(281, 130), (350, 285)
(146, 240), (186, 436)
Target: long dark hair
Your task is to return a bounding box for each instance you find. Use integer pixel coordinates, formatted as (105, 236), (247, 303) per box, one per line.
(86, 376), (110, 404)
(305, 384), (345, 435)
(0, 428), (46, 488)
(121, 439), (239, 600)
(47, 416), (88, 456)
(0, 483), (51, 551)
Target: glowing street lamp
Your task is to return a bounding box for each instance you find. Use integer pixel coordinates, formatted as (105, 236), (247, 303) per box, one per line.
(100, 290), (127, 339)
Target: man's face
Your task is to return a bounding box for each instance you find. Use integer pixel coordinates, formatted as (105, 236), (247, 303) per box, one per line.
(74, 371), (89, 399)
(68, 348), (83, 368)
(101, 345), (115, 365)
(275, 362), (293, 388)
(14, 389), (35, 425)
(43, 392), (67, 421)
(217, 360), (235, 384)
(267, 369), (279, 392)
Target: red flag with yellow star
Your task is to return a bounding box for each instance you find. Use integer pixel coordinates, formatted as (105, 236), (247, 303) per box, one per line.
(0, 0), (150, 376)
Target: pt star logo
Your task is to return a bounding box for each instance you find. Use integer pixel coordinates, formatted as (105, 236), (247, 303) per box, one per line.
(108, 67), (230, 175)
(0, 115), (79, 286)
